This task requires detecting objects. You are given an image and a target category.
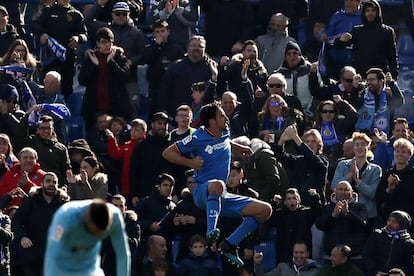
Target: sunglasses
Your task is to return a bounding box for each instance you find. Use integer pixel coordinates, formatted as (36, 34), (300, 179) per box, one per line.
(320, 110), (335, 114)
(269, 101), (283, 107)
(114, 12), (128, 16)
(267, 83), (283, 89)
(342, 78), (353, 83)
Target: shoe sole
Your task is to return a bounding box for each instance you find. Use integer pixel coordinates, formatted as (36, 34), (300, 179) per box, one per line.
(206, 228), (220, 247)
(220, 251), (244, 268)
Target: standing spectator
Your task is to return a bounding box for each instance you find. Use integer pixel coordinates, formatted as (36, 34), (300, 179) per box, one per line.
(318, 0), (363, 79)
(0, 133), (18, 179)
(197, 0), (255, 57)
(302, 21), (326, 63)
(129, 112), (172, 205)
(149, 0), (198, 50)
(140, 20), (183, 117)
(335, 0), (399, 79)
(178, 234), (217, 275)
(0, 147), (45, 208)
(15, 112), (71, 185)
(256, 13), (297, 73)
(11, 172), (69, 276)
(362, 210), (414, 275)
(106, 118), (147, 197)
(66, 155), (108, 200)
(354, 68), (403, 135)
(86, 1), (146, 118)
(376, 138), (414, 230)
(67, 139), (95, 174)
(156, 35), (216, 116)
(315, 181), (367, 267)
(332, 132), (382, 229)
(373, 118), (414, 172)
(0, 5), (18, 57)
(316, 244), (363, 276)
(78, 27), (131, 127)
(0, 84), (24, 146)
(32, 0), (88, 98)
(0, 39), (37, 69)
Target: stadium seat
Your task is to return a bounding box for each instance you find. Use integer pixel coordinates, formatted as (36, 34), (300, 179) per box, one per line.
(64, 116), (86, 141)
(254, 240), (277, 273)
(66, 93), (84, 116)
(398, 33), (414, 65)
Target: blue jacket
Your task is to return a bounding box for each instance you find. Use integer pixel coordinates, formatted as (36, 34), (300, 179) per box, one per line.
(373, 138), (414, 172)
(332, 159), (382, 218)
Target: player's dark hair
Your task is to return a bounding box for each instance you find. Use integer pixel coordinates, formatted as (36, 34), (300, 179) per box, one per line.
(199, 101), (221, 127)
(89, 199), (111, 230)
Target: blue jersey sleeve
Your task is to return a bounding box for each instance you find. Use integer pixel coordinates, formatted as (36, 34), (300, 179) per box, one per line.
(109, 206), (131, 276)
(175, 133), (197, 155)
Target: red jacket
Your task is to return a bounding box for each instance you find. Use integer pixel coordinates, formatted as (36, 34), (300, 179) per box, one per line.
(0, 163), (46, 207)
(107, 136), (145, 195)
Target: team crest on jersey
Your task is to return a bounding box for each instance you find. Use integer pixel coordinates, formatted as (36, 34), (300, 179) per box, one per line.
(52, 226), (64, 241)
(182, 135), (192, 145)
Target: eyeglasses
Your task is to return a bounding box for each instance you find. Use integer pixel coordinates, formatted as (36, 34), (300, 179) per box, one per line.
(267, 83), (283, 89)
(320, 110), (335, 114)
(5, 99), (17, 104)
(342, 78), (353, 83)
(269, 101), (282, 107)
(114, 12), (128, 16)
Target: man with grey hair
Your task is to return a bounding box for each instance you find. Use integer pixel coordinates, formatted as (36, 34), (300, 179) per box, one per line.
(255, 13), (297, 73)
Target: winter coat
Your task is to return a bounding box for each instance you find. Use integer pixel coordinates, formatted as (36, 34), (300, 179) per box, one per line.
(178, 251), (217, 276)
(67, 172), (108, 200)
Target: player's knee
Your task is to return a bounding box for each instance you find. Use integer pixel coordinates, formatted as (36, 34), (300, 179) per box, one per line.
(259, 202), (272, 222)
(207, 180), (225, 195)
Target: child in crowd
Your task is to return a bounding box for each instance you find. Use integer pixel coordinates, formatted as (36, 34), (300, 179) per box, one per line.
(178, 234), (217, 275)
(106, 118), (147, 197)
(190, 81), (205, 128)
(152, 259), (170, 276)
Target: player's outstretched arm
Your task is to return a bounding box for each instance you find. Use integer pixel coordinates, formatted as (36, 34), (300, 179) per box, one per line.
(163, 144), (204, 170)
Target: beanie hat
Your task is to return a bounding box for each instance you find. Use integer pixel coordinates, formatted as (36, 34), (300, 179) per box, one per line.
(389, 210), (412, 229)
(285, 41), (302, 56)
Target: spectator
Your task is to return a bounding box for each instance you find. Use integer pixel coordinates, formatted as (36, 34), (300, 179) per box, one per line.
(11, 172), (69, 276)
(315, 181), (367, 268)
(302, 21), (326, 63)
(107, 116), (129, 146)
(155, 35), (215, 116)
(0, 39), (37, 69)
(0, 5), (19, 57)
(32, 0), (88, 98)
(264, 73), (303, 112)
(362, 210), (414, 275)
(0, 147), (45, 208)
(255, 13), (297, 73)
(254, 241), (318, 276)
(335, 0), (399, 79)
(106, 118), (146, 197)
(149, 0), (198, 50)
(267, 189), (320, 265)
(316, 244), (363, 276)
(318, 0), (363, 79)
(373, 118), (414, 172)
(129, 112), (172, 205)
(388, 268), (406, 276)
(354, 68), (403, 135)
(274, 127), (328, 207)
(198, 0), (255, 57)
(332, 132), (382, 229)
(178, 234), (217, 275)
(66, 155), (108, 200)
(221, 88), (252, 138)
(190, 81), (215, 128)
(0, 133), (18, 179)
(0, 84), (25, 143)
(0, 201), (12, 276)
(376, 138), (414, 230)
(140, 20), (184, 117)
(67, 139), (95, 174)
(78, 27), (131, 127)
(15, 113), (71, 185)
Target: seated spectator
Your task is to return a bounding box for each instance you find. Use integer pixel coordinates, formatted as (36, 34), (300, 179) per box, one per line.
(314, 99), (357, 181)
(362, 210), (414, 275)
(66, 155), (108, 200)
(106, 118), (146, 197)
(178, 234), (217, 275)
(316, 244), (363, 276)
(221, 90), (251, 139)
(0, 147), (45, 208)
(376, 138), (414, 231)
(254, 241), (318, 276)
(332, 132), (382, 230)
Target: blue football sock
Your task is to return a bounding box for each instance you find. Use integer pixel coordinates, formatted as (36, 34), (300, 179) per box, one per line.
(227, 216), (260, 246)
(207, 194), (221, 232)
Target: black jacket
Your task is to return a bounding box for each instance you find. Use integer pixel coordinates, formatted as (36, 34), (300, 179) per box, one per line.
(11, 188), (69, 265)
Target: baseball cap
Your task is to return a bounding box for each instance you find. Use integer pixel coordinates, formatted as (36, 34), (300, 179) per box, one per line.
(112, 2), (130, 12)
(151, 112), (169, 122)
